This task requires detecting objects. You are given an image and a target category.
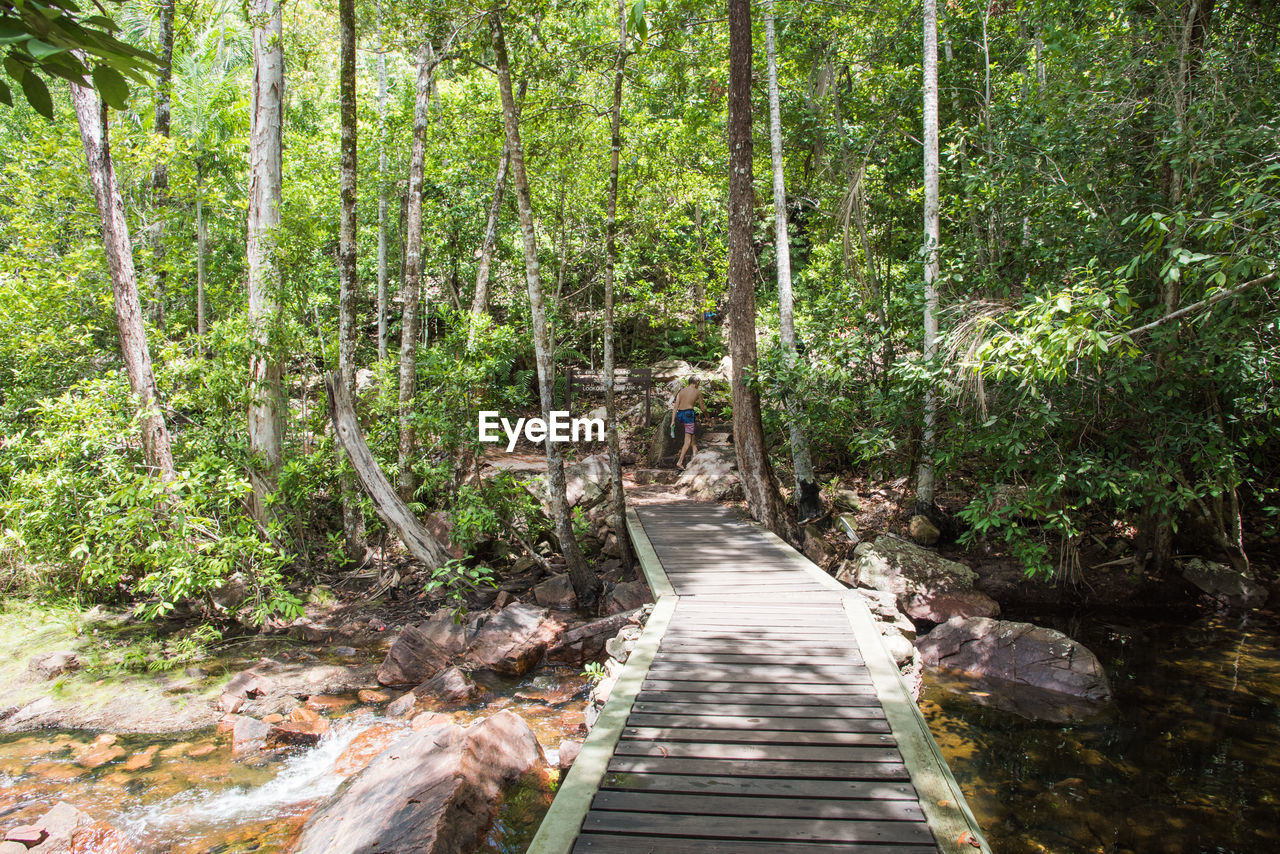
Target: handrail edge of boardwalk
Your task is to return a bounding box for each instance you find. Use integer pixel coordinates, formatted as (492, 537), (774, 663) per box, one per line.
(525, 509), (675, 854)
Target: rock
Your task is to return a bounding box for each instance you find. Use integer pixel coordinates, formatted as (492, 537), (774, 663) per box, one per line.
(492, 591), (514, 611)
(677, 446), (741, 501)
(377, 613), (468, 686)
(231, 716), (272, 757)
(5, 827), (46, 845)
(386, 692), (417, 718)
(1, 842), (30, 854)
(904, 589), (1000, 622)
(602, 533), (621, 557)
(223, 668), (273, 700)
(411, 712), (453, 731)
(210, 571), (250, 613)
(355, 368), (377, 395)
(333, 723), (405, 776)
(908, 514), (940, 546)
(561, 453), (612, 509)
(306, 694), (356, 713)
(879, 628), (916, 667)
(412, 666), (481, 708)
(262, 713), (284, 725)
(847, 537), (979, 615)
(14, 801), (91, 853)
(289, 619), (334, 643)
(605, 581), (650, 615)
(122, 745), (159, 771)
(1179, 558), (1267, 609)
(425, 512), (466, 560)
(917, 616), (1112, 704)
(466, 603), (562, 675)
(74, 735), (125, 769)
(546, 610), (641, 665)
(217, 694), (243, 714)
(266, 707), (331, 748)
(293, 711), (547, 854)
(28, 650), (81, 680)
(533, 574), (578, 611)
(832, 488), (861, 511)
(803, 526), (834, 567)
(357, 689), (390, 704)
(557, 739), (582, 771)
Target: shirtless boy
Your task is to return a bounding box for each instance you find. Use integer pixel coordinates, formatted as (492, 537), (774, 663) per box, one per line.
(671, 378), (708, 470)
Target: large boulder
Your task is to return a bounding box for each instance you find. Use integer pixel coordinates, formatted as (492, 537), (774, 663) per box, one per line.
(917, 616), (1112, 704)
(377, 612), (469, 686)
(844, 537), (999, 622)
(465, 603), (563, 675)
(1179, 558), (1267, 609)
(533, 574), (578, 611)
(3, 801), (135, 854)
(294, 711), (547, 854)
(677, 446), (741, 501)
(412, 666), (481, 708)
(562, 453), (612, 510)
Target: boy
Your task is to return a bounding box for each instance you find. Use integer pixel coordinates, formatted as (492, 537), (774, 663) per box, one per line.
(671, 378), (708, 470)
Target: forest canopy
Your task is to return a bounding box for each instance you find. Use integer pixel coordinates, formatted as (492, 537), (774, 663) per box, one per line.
(0, 0), (1277, 620)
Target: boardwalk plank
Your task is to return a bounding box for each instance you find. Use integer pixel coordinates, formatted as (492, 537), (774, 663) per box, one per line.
(574, 835), (938, 854)
(606, 755), (912, 780)
(612, 741), (904, 763)
(633, 689), (882, 706)
(590, 791), (924, 821)
(620, 726), (896, 746)
(582, 811), (935, 844)
(598, 772), (919, 800)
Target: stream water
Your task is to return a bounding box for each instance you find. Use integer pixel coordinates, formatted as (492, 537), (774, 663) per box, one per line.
(0, 668), (588, 853)
(923, 606), (1280, 853)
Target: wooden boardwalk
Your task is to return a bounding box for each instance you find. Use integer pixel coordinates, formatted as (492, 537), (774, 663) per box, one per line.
(529, 501), (989, 854)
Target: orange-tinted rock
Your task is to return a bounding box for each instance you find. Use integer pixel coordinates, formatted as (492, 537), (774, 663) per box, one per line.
(266, 707), (331, 748)
(305, 694), (355, 713)
(75, 736), (125, 770)
(187, 744), (217, 758)
(231, 716), (271, 757)
(466, 604), (562, 675)
(410, 712), (452, 731)
(70, 820), (136, 853)
(122, 745), (160, 772)
(376, 614), (467, 687)
(357, 689), (390, 704)
(332, 724), (404, 776)
(262, 713), (284, 725)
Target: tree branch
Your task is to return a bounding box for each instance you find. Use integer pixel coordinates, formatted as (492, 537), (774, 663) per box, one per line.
(1108, 271), (1277, 346)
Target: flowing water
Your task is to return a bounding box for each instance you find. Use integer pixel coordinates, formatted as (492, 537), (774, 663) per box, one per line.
(923, 606), (1280, 853)
(0, 668), (588, 853)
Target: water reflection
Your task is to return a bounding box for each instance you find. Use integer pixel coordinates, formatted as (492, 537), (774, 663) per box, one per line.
(924, 609), (1280, 853)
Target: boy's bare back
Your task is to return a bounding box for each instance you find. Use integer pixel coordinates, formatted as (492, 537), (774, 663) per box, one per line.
(673, 385), (701, 410)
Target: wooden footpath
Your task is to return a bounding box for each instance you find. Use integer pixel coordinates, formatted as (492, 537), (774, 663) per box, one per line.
(528, 502), (990, 854)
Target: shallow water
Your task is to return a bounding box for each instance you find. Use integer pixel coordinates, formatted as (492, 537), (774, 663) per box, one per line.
(923, 607), (1280, 854)
(0, 667), (589, 853)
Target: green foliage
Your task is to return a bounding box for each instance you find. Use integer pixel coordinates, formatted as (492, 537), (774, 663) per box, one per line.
(424, 558), (496, 620)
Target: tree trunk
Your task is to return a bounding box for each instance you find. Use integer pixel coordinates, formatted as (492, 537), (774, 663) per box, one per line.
(398, 42), (434, 501)
(603, 0), (632, 572)
(246, 0), (286, 526)
(468, 79), (524, 346)
(490, 8), (601, 609)
(765, 0), (822, 524)
(195, 160), (207, 337)
(916, 0), (941, 514)
(376, 0), (390, 363)
(150, 0), (175, 331)
(693, 205), (708, 341)
(338, 0), (366, 562)
(327, 373), (452, 569)
(70, 84), (176, 482)
(727, 0), (791, 541)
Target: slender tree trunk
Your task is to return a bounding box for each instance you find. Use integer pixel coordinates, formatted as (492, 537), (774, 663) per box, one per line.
(693, 205), (708, 341)
(195, 160), (208, 337)
(376, 0), (390, 363)
(150, 0), (175, 331)
(765, 0), (821, 524)
(398, 42), (434, 501)
(468, 79), (524, 345)
(70, 85), (176, 481)
(727, 0), (791, 540)
(246, 0), (286, 525)
(917, 0), (941, 514)
(337, 0), (366, 562)
(603, 0), (631, 571)
(490, 8), (601, 609)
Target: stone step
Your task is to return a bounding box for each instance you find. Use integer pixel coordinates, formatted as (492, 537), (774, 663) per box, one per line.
(633, 468), (682, 486)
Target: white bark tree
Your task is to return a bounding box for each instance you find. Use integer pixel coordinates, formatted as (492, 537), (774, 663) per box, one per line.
(246, 0), (285, 525)
(375, 0), (391, 363)
(916, 0), (941, 514)
(764, 0), (822, 524)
